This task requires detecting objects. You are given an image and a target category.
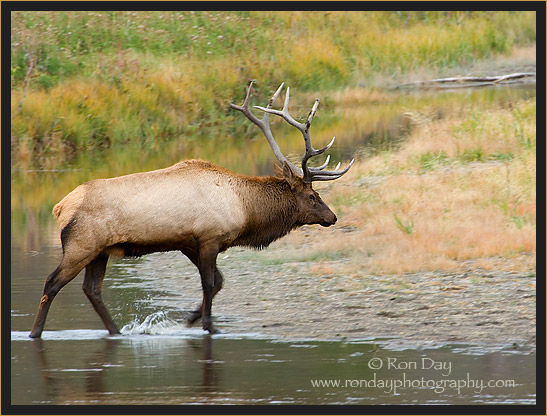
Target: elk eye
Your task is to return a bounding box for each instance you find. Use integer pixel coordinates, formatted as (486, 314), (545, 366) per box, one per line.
(309, 194), (316, 202)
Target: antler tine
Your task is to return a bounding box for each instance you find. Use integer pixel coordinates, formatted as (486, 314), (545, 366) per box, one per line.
(269, 82), (285, 107)
(242, 80), (254, 106)
(229, 81), (301, 175)
(306, 98), (320, 128)
(314, 136), (335, 156)
(312, 154), (331, 170)
(307, 158), (355, 181)
(283, 87), (291, 112)
(254, 92), (302, 132)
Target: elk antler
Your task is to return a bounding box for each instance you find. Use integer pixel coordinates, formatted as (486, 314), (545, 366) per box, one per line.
(230, 81), (354, 183)
(229, 81), (300, 175)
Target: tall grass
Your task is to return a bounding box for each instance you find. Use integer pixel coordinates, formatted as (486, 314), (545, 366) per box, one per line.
(11, 11), (536, 166)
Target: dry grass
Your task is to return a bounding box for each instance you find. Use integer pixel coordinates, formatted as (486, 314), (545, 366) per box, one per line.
(269, 98), (536, 275)
(508, 45), (537, 60)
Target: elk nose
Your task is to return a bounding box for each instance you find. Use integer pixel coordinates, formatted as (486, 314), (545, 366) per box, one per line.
(321, 214), (337, 227)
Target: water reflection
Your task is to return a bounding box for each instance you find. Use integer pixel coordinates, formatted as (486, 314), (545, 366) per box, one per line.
(12, 334), (536, 405)
(189, 336), (222, 397)
(24, 334), (220, 405)
(30, 338), (116, 403)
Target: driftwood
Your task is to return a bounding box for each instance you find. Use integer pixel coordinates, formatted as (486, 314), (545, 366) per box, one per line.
(395, 72), (536, 90)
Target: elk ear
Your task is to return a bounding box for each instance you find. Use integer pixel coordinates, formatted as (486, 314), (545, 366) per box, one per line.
(283, 161), (304, 190)
(274, 163), (284, 178)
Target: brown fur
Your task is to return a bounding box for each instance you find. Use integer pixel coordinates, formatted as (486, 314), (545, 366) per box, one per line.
(29, 159), (337, 338)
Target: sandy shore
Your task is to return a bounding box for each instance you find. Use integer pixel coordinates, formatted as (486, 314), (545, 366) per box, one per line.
(143, 244), (536, 350)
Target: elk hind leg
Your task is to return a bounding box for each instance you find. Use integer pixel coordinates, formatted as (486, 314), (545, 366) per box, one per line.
(30, 251), (97, 338)
(82, 253), (120, 335)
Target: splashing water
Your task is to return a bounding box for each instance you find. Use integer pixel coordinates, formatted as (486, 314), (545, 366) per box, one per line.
(121, 311), (188, 335)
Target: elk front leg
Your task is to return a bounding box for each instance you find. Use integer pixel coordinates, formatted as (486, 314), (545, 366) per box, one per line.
(187, 266), (224, 326)
(196, 245), (219, 334)
(82, 253), (120, 335)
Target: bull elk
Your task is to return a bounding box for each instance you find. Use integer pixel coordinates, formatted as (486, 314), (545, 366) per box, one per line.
(29, 81), (354, 338)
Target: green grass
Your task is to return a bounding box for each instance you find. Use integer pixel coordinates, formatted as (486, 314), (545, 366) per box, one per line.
(393, 213), (414, 235)
(417, 151), (449, 172)
(11, 11), (536, 166)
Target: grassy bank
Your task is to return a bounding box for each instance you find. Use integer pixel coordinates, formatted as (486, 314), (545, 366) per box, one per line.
(11, 11), (536, 166)
(266, 97), (536, 274)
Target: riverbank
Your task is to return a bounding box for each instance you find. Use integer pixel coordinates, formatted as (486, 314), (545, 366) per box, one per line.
(153, 93), (536, 348)
(210, 252), (536, 349)
(139, 240), (536, 348)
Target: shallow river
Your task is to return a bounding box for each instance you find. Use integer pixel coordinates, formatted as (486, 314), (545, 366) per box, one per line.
(10, 84), (536, 406)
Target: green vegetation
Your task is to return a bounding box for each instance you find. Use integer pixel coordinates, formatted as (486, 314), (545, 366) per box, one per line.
(393, 213), (414, 235)
(416, 151), (449, 172)
(11, 11), (536, 166)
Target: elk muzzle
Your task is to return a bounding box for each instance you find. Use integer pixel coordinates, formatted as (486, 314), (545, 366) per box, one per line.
(319, 207), (338, 227)
(320, 211), (337, 227)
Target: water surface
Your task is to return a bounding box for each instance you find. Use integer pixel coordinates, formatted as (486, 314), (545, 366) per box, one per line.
(11, 328), (536, 405)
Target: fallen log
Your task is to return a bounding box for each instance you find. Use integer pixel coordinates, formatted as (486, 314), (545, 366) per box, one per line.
(395, 72), (536, 89)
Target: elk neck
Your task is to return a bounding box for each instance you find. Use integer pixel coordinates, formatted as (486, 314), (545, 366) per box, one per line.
(232, 175), (298, 249)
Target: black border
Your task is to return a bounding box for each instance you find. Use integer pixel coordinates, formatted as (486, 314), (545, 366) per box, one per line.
(3, 2), (545, 415)
(2, 0), (546, 12)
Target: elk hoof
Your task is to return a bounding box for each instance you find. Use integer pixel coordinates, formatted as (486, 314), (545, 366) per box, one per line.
(205, 326), (219, 335)
(202, 319), (218, 334)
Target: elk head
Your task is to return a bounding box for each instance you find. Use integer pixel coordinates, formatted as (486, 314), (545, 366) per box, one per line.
(229, 81), (354, 227)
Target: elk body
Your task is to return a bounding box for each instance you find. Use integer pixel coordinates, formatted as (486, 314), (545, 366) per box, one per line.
(29, 82), (354, 338)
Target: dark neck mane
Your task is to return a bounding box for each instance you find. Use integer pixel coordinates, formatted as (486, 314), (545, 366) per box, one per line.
(232, 176), (298, 249)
